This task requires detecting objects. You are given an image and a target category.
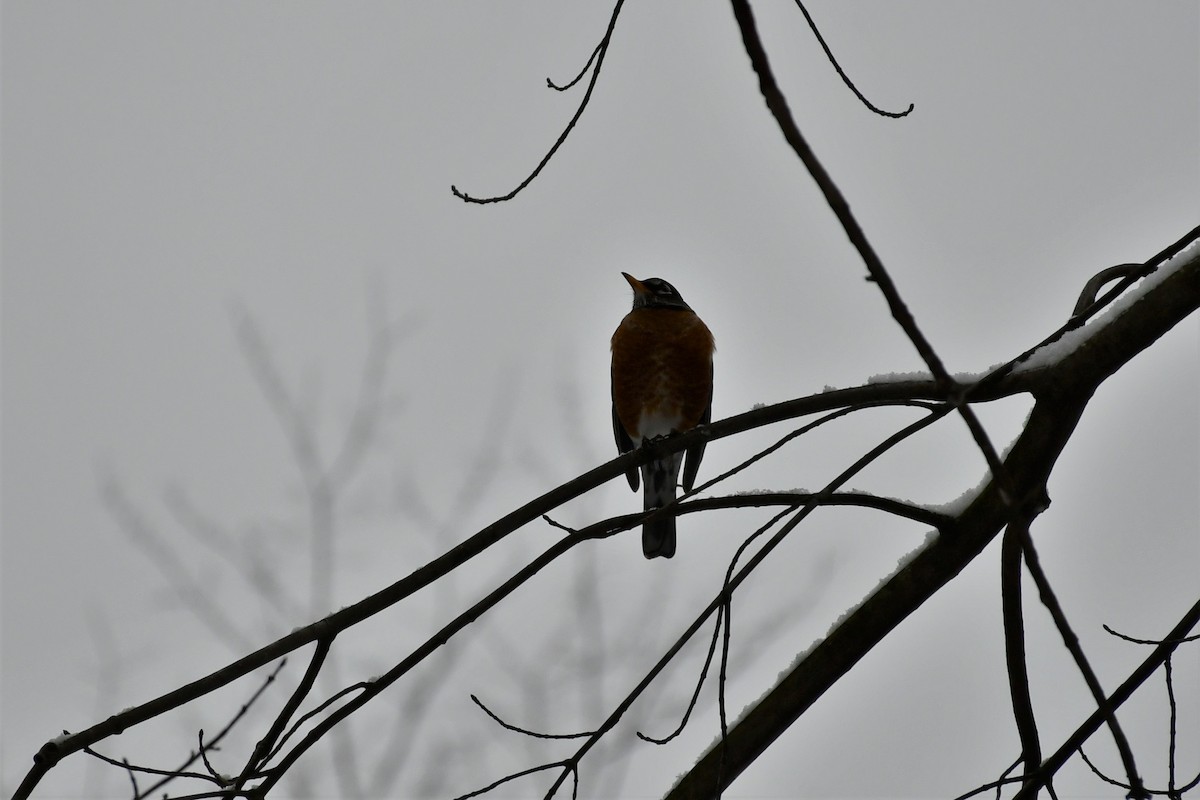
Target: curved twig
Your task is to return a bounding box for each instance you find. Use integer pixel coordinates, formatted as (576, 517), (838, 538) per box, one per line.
(547, 45), (601, 92)
(1012, 597), (1200, 800)
(451, 0), (626, 203)
(1071, 263), (1153, 318)
(793, 0), (913, 117)
(636, 506), (796, 746)
(470, 694), (594, 740)
(541, 407), (953, 799)
(81, 745), (213, 786)
(1103, 624), (1200, 647)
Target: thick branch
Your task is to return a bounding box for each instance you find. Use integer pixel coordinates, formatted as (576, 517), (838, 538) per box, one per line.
(665, 242), (1199, 799)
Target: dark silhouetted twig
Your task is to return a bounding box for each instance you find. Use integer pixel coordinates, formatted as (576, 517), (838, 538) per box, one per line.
(637, 506), (795, 746)
(793, 0), (913, 117)
(1001, 520), (1043, 796)
(1018, 529), (1147, 798)
(471, 694), (594, 740)
(543, 407), (952, 799)
(451, 0), (626, 203)
(1013, 597), (1200, 800)
(451, 760), (577, 800)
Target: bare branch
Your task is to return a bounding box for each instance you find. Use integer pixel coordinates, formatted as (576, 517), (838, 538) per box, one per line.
(667, 242), (1199, 799)
(792, 0), (914, 117)
(1019, 529), (1147, 798)
(1103, 624), (1200, 647)
(637, 508), (794, 747)
(1071, 263), (1154, 317)
(547, 45), (600, 92)
(452, 760), (576, 800)
(451, 0), (626, 203)
(1001, 521), (1043, 794)
(545, 407), (951, 799)
(231, 640), (330, 793)
(470, 694), (594, 740)
(1012, 597), (1200, 800)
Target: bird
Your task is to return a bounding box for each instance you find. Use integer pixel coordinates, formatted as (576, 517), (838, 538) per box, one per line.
(611, 273), (715, 558)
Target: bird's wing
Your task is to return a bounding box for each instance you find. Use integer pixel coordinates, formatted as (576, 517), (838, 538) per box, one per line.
(612, 402), (639, 491)
(681, 381), (712, 493)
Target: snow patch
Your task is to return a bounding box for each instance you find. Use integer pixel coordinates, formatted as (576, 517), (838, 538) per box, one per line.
(825, 529), (940, 636)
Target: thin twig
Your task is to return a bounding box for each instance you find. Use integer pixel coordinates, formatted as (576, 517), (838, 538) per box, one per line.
(1071, 263), (1153, 317)
(232, 638), (331, 793)
(547, 45), (600, 92)
(637, 507), (796, 745)
(196, 730), (225, 784)
(1166, 655), (1177, 797)
(634, 399), (945, 535)
(451, 0), (626, 203)
(677, 491), (952, 531)
(1018, 530), (1147, 798)
(1103, 624), (1200, 647)
(948, 765), (1024, 800)
(82, 745), (213, 784)
(1001, 521), (1042, 794)
(470, 694), (595, 740)
(133, 659), (285, 799)
(264, 680), (374, 766)
(20, 384), (968, 799)
(542, 407), (953, 798)
(793, 0), (913, 117)
(451, 760), (576, 800)
(1013, 597), (1200, 800)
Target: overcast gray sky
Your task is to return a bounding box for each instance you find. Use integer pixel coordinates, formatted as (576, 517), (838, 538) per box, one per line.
(3, 3), (1198, 798)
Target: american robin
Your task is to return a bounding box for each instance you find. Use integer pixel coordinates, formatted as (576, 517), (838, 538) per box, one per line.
(611, 273), (715, 558)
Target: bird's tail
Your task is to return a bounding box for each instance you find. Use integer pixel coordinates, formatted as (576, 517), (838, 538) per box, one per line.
(641, 453), (682, 558)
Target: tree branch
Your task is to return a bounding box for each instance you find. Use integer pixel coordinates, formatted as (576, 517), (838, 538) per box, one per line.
(728, 0), (1012, 513)
(1001, 520), (1043, 795)
(451, 0), (626, 203)
(1012, 597), (1200, 800)
(665, 242), (1199, 799)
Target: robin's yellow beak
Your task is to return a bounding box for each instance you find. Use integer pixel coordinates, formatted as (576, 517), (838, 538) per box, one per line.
(622, 272), (649, 295)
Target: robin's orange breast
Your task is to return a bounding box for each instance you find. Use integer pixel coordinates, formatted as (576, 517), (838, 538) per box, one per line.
(611, 307), (714, 442)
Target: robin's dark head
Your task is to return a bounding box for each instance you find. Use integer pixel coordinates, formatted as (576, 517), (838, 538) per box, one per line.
(622, 273), (692, 311)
